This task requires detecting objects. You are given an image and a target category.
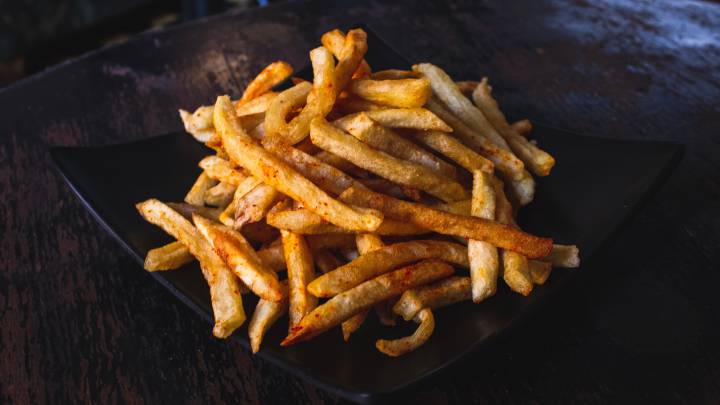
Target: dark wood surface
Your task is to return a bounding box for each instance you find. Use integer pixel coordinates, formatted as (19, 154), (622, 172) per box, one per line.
(1, 0), (719, 403)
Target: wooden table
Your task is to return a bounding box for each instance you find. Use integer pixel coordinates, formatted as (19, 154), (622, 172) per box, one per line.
(1, 0), (718, 403)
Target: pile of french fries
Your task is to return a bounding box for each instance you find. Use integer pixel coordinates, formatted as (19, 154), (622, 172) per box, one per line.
(137, 28), (580, 357)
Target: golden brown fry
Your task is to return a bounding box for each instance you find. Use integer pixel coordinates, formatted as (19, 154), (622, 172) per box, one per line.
(360, 108), (452, 132)
(214, 95), (383, 232)
(502, 249), (533, 296)
(320, 28), (371, 83)
(468, 171), (499, 302)
(546, 244), (581, 268)
(310, 117), (467, 202)
(194, 215), (285, 302)
(167, 202), (223, 222)
(179, 105), (214, 143)
(204, 181), (236, 208)
(434, 199), (471, 216)
(264, 81), (312, 140)
(331, 28), (368, 93)
(314, 150), (369, 179)
(472, 78), (555, 176)
(282, 230), (318, 330)
(342, 233), (386, 341)
(411, 130), (494, 174)
(249, 289), (288, 353)
(334, 113), (457, 180)
(237, 61), (293, 106)
(136, 199), (245, 338)
(341, 310), (368, 341)
(274, 47), (337, 145)
(282, 259), (453, 345)
(308, 240), (468, 297)
(339, 186), (553, 258)
(511, 119), (533, 136)
(257, 244), (286, 272)
(370, 69), (420, 80)
(234, 183), (280, 227)
(413, 63), (510, 150)
(347, 78), (431, 108)
(333, 96), (387, 115)
(144, 241), (194, 271)
(199, 156), (247, 186)
(266, 208), (427, 236)
(393, 276), (471, 321)
(236, 92), (278, 116)
(528, 260), (552, 285)
(185, 171), (218, 206)
(376, 308), (434, 357)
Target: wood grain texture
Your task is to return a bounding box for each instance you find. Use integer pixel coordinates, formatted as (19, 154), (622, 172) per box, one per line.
(1, 0), (719, 403)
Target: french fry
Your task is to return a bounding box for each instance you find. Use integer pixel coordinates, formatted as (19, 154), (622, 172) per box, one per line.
(361, 108), (452, 132)
(237, 61), (293, 106)
(434, 199), (471, 216)
(308, 240), (468, 297)
(214, 95), (383, 232)
(273, 47), (337, 145)
(348, 78), (431, 108)
(320, 28), (371, 80)
(236, 92), (278, 116)
(339, 186), (553, 258)
(167, 202), (223, 222)
(341, 310), (368, 341)
(193, 215), (285, 302)
(341, 233), (385, 341)
(204, 181), (236, 208)
(546, 244), (581, 268)
(511, 119), (533, 136)
(199, 156), (247, 186)
(468, 171), (499, 302)
(282, 230), (318, 329)
(376, 308), (434, 357)
(334, 113), (457, 180)
(249, 288), (288, 353)
(333, 96), (387, 115)
(528, 260), (552, 285)
(393, 276), (471, 321)
(370, 69), (420, 80)
(144, 241), (194, 271)
(185, 171), (218, 206)
(136, 199), (245, 338)
(310, 117), (467, 202)
(413, 63), (510, 150)
(411, 130), (494, 174)
(179, 105), (214, 143)
(264, 81), (312, 141)
(472, 78), (555, 176)
(329, 28), (368, 93)
(266, 208), (428, 236)
(257, 244), (286, 272)
(283, 259), (453, 345)
(234, 183), (280, 227)
(313, 150), (369, 179)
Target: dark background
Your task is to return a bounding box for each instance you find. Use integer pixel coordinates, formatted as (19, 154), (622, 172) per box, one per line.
(1, 0), (719, 404)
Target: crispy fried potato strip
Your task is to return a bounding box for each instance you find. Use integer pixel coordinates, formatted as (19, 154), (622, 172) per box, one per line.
(236, 92), (278, 116)
(136, 199), (245, 338)
(348, 78), (431, 108)
(330, 28), (368, 93)
(472, 78), (555, 176)
(547, 244), (581, 268)
(167, 202), (223, 221)
(282, 259), (453, 345)
(249, 283), (288, 353)
(214, 95), (383, 232)
(185, 171), (218, 206)
(144, 240), (194, 271)
(199, 156), (247, 186)
(528, 260), (552, 285)
(411, 130), (494, 174)
(311, 117), (467, 202)
(468, 171), (499, 302)
(308, 240), (468, 298)
(511, 119), (533, 136)
(194, 215), (285, 302)
(339, 186), (553, 258)
(321, 28), (371, 80)
(204, 181), (236, 208)
(282, 230), (318, 329)
(334, 113), (457, 180)
(234, 183), (280, 227)
(237, 61), (293, 106)
(370, 69), (420, 80)
(376, 308), (434, 357)
(264, 81), (312, 141)
(360, 108), (452, 132)
(393, 276), (471, 321)
(267, 207), (427, 236)
(179, 105), (215, 143)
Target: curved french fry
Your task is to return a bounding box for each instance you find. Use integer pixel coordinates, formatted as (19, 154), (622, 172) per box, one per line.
(393, 276), (471, 321)
(237, 61), (292, 106)
(376, 308), (434, 357)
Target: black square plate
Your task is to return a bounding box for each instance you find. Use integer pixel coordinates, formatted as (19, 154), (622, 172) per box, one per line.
(50, 27), (683, 404)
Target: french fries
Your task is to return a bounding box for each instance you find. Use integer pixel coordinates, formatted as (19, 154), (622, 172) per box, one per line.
(308, 240), (468, 297)
(282, 260), (454, 345)
(311, 117), (467, 202)
(138, 27), (578, 356)
(136, 199), (245, 338)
